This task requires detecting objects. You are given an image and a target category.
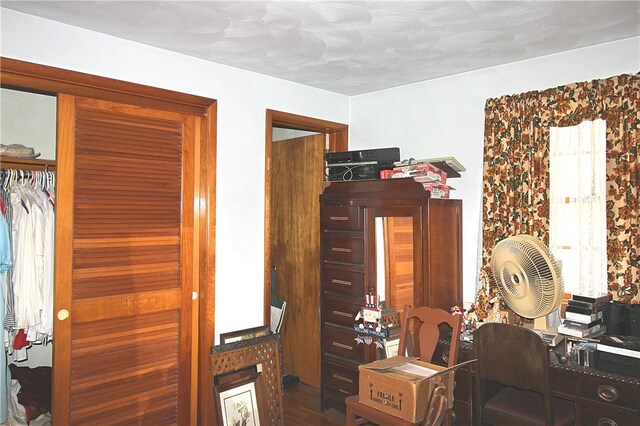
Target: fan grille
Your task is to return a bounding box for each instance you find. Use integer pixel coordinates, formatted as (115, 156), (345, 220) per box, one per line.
(491, 235), (564, 318)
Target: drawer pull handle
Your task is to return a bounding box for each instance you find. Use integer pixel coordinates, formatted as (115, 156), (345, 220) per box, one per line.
(332, 341), (353, 350)
(330, 216), (349, 221)
(442, 353), (450, 364)
(331, 247), (352, 253)
(450, 411), (457, 423)
(331, 279), (352, 286)
(597, 419), (617, 426)
(338, 388), (350, 394)
(332, 374), (354, 384)
(597, 385), (619, 402)
(332, 310), (353, 318)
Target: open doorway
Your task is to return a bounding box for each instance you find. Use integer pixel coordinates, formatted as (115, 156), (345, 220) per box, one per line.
(264, 110), (347, 388)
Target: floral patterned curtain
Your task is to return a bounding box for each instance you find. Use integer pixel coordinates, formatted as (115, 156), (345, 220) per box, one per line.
(482, 73), (639, 304)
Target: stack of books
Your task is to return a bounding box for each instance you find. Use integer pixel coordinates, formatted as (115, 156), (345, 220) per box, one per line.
(558, 292), (609, 338)
(596, 335), (640, 377)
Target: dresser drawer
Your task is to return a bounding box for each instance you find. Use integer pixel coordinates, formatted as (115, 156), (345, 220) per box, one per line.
(321, 206), (362, 231)
(322, 234), (364, 264)
(322, 295), (361, 327)
(323, 325), (366, 362)
(579, 399), (639, 426)
(580, 374), (639, 410)
(550, 367), (576, 400)
(323, 360), (359, 397)
(322, 265), (365, 297)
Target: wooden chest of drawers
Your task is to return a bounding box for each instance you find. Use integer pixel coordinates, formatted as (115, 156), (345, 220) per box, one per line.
(319, 179), (463, 413)
(320, 204), (375, 412)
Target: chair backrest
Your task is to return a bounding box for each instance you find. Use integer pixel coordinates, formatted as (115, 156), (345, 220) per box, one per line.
(423, 384), (447, 426)
(398, 305), (462, 367)
(474, 323), (552, 424)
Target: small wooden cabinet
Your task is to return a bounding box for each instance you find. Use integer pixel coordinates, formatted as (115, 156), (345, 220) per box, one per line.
(319, 179), (463, 412)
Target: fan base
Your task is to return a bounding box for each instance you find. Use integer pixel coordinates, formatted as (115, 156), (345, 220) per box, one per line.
(539, 331), (564, 347)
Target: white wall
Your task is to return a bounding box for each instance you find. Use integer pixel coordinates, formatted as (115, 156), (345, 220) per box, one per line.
(273, 128), (320, 141)
(0, 9), (350, 341)
(3, 8), (638, 339)
(349, 36), (640, 305)
(1, 88), (57, 160)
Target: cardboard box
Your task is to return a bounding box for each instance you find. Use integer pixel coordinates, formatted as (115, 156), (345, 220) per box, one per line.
(358, 356), (459, 423)
(382, 163), (447, 184)
(421, 183), (452, 199)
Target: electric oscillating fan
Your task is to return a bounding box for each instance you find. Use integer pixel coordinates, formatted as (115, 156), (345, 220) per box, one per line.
(491, 234), (565, 346)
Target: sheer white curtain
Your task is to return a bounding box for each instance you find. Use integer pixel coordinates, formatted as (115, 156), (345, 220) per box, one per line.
(549, 119), (607, 296)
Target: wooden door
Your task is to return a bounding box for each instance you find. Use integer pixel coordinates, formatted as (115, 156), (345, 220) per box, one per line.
(53, 95), (197, 424)
(271, 134), (325, 387)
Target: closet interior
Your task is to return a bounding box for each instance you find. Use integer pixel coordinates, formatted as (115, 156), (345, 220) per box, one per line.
(1, 87), (57, 425)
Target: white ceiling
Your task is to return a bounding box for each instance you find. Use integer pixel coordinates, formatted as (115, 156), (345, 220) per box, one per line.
(2, 1), (639, 95)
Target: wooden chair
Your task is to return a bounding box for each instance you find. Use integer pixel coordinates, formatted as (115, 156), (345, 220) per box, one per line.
(474, 323), (575, 426)
(345, 305), (462, 426)
(398, 305), (462, 369)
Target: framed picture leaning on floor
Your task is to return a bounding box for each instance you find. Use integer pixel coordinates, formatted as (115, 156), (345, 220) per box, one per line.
(211, 333), (284, 425)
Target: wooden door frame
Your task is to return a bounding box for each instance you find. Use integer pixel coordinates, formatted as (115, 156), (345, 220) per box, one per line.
(0, 58), (217, 425)
(263, 109), (348, 324)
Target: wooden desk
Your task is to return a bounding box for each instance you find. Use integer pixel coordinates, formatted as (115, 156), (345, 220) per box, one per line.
(434, 340), (640, 425)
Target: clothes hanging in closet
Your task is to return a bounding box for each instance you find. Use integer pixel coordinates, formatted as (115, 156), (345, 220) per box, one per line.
(0, 209), (12, 424)
(0, 169), (55, 358)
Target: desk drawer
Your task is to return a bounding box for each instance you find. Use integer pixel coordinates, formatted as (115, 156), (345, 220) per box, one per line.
(453, 367), (471, 403)
(321, 206), (362, 231)
(451, 399), (471, 425)
(580, 374), (639, 410)
(323, 324), (365, 362)
(322, 234), (364, 264)
(322, 295), (361, 327)
(550, 367), (576, 400)
(579, 399), (638, 426)
(322, 266), (365, 297)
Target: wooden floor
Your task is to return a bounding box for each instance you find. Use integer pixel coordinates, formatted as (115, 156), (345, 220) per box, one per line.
(283, 383), (346, 425)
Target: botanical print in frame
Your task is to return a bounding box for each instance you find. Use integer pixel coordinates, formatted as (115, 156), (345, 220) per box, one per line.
(218, 378), (261, 426)
(211, 334), (284, 424)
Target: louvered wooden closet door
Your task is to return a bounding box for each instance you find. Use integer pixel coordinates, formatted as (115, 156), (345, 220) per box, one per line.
(54, 95), (196, 425)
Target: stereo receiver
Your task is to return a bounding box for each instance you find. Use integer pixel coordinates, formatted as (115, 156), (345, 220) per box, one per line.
(326, 147), (399, 181)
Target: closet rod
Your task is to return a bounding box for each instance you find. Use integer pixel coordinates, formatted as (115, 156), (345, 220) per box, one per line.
(1, 169), (55, 177)
(0, 157), (56, 172)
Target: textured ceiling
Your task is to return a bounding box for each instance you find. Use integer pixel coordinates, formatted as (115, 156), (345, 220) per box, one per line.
(2, 1), (639, 95)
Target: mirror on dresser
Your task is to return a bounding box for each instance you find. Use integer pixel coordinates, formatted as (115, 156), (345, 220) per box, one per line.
(371, 208), (422, 315)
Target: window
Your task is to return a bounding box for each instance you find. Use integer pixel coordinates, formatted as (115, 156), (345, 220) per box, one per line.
(549, 119), (607, 296)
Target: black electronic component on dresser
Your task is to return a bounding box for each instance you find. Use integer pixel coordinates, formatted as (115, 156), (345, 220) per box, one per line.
(326, 163), (394, 181)
(319, 179), (463, 413)
(325, 147), (400, 165)
(325, 147), (400, 181)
